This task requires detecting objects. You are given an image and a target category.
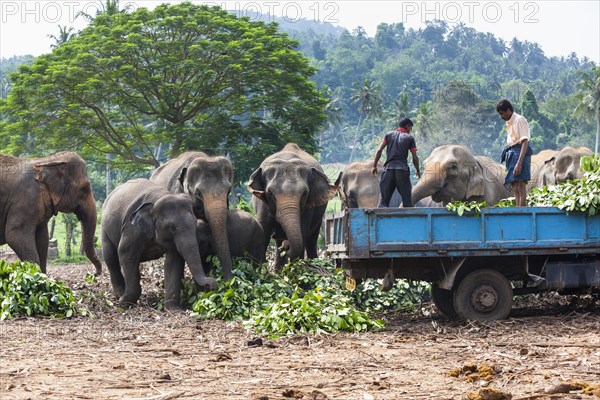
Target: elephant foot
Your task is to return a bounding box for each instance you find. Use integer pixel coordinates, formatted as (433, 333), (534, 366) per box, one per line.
(195, 277), (217, 291)
(164, 301), (183, 312)
(119, 294), (140, 308)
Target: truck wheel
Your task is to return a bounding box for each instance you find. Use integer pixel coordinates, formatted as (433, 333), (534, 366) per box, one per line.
(430, 283), (458, 317)
(454, 269), (513, 321)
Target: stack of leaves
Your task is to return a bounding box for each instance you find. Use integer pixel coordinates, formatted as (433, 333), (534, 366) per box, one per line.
(0, 261), (78, 320)
(187, 258), (426, 337)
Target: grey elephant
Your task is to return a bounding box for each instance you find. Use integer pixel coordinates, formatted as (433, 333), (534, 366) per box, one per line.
(101, 179), (216, 309)
(196, 209), (265, 271)
(528, 149), (559, 190)
(335, 161), (430, 208)
(534, 146), (593, 189)
(150, 151), (234, 280)
(411, 145), (509, 206)
(248, 143), (338, 268)
(0, 152), (102, 275)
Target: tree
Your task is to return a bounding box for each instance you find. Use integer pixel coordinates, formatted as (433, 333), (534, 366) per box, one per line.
(47, 25), (76, 48)
(0, 3), (327, 182)
(574, 66), (600, 154)
(349, 79), (385, 162)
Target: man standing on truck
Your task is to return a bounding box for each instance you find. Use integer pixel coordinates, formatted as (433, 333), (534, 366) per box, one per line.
(372, 117), (421, 207)
(497, 99), (532, 207)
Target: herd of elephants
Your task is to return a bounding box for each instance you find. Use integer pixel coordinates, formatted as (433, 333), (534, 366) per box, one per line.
(0, 142), (592, 310)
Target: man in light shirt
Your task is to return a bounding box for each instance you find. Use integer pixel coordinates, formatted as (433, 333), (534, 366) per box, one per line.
(497, 99), (532, 207)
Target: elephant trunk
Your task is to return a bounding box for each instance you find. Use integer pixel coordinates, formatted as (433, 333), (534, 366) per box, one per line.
(411, 179), (440, 205)
(203, 196), (233, 281)
(76, 194), (102, 276)
(275, 198), (303, 260)
(175, 240), (216, 290)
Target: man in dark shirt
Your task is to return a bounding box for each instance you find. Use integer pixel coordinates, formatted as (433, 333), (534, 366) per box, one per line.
(371, 118), (421, 207)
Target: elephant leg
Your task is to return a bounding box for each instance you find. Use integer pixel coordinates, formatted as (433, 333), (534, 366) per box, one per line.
(103, 234), (125, 298)
(5, 225), (41, 269)
(117, 242), (142, 307)
(35, 224), (49, 273)
(163, 250), (184, 310)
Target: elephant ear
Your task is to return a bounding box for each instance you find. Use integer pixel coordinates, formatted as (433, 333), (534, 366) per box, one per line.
(542, 157), (556, 186)
(34, 161), (67, 207)
(248, 168), (266, 201)
(178, 167), (188, 189)
(307, 168), (340, 208)
(129, 203), (156, 241)
(465, 160), (485, 199)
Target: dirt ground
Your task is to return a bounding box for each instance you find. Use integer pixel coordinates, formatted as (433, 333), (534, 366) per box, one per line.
(1, 261), (599, 400)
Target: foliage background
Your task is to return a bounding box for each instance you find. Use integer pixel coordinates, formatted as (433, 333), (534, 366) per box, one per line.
(1, 5), (598, 204)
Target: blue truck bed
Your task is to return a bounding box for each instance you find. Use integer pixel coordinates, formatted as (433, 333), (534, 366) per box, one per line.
(325, 207), (600, 259)
(324, 207), (600, 321)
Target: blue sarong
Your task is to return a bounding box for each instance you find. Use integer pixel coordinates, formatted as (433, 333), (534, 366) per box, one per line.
(501, 144), (532, 190)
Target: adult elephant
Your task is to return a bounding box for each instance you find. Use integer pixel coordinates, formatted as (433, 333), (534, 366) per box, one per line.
(101, 179), (216, 309)
(196, 209), (265, 270)
(150, 152), (234, 280)
(536, 146), (594, 188)
(0, 152), (102, 275)
(411, 145), (509, 206)
(248, 143), (338, 268)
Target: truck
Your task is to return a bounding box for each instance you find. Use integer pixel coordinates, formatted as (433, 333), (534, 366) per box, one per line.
(324, 207), (600, 321)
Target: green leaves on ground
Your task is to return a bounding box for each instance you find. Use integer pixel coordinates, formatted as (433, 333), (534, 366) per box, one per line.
(189, 259), (426, 337)
(0, 261), (77, 320)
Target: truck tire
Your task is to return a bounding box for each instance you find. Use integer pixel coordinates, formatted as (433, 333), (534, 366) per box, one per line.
(430, 283), (458, 317)
(454, 269), (513, 321)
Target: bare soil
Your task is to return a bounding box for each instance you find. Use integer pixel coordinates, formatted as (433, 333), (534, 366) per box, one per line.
(1, 261), (599, 400)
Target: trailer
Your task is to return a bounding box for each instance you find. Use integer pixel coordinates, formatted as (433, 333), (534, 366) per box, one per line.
(324, 207), (600, 321)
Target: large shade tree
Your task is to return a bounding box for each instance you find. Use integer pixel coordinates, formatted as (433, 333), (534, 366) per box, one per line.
(0, 2), (328, 182)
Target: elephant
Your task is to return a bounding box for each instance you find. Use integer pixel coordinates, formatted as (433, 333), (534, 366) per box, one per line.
(0, 152), (102, 275)
(411, 144), (509, 206)
(101, 178), (217, 309)
(150, 152), (234, 280)
(196, 209), (265, 271)
(248, 143), (339, 268)
(334, 161), (431, 208)
(535, 146), (593, 188)
(528, 149), (559, 190)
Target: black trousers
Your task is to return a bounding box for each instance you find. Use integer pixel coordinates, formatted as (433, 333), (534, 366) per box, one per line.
(379, 169), (413, 207)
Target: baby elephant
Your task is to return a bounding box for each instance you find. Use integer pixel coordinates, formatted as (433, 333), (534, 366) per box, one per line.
(101, 179), (217, 309)
(196, 209), (265, 272)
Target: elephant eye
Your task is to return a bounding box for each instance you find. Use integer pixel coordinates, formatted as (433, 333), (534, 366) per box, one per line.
(446, 165), (459, 179)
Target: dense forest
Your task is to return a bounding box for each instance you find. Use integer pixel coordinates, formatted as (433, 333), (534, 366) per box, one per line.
(1, 4), (598, 202)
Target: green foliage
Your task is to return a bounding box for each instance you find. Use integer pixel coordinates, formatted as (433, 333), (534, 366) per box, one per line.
(445, 200), (488, 216)
(0, 261), (77, 320)
(0, 3), (327, 186)
(189, 258), (425, 337)
(349, 279), (430, 313)
(526, 155), (600, 215)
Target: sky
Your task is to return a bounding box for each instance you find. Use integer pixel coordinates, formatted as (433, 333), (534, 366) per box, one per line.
(0, 0), (599, 63)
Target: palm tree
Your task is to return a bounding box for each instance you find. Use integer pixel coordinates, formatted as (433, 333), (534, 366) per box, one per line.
(349, 79), (385, 162)
(574, 66), (600, 154)
(47, 25), (75, 48)
(76, 0), (133, 21)
(413, 101), (438, 141)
